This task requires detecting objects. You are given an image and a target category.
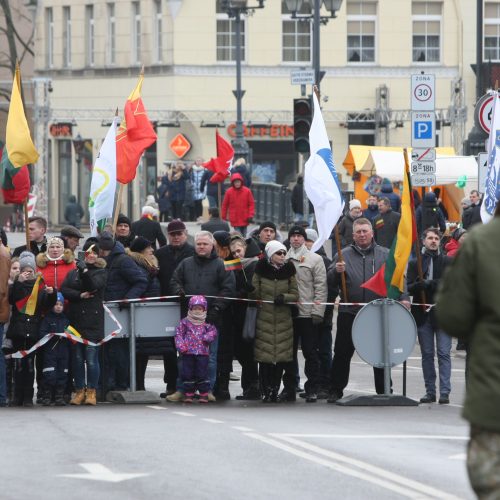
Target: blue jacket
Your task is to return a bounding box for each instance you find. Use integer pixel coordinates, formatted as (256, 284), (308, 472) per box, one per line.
(167, 171), (188, 203)
(380, 180), (401, 213)
(363, 206), (379, 223)
(39, 310), (70, 339)
(103, 241), (149, 301)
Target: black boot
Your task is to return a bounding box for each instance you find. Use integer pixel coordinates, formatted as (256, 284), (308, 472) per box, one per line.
(41, 388), (52, 406)
(215, 374), (231, 401)
(235, 384), (261, 401)
(54, 387), (67, 406)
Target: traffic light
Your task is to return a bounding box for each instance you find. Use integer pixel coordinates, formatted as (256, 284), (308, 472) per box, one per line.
(293, 97), (312, 153)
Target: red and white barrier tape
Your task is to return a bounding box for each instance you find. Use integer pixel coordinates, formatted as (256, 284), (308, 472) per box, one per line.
(6, 304), (123, 359)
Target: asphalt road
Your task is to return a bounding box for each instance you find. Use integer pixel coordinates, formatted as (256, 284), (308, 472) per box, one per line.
(1, 348), (473, 500)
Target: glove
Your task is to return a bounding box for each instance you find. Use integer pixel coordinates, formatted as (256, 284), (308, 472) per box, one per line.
(76, 260), (87, 273)
(311, 315), (323, 326)
(207, 307), (221, 324)
(243, 282), (255, 293)
(274, 294), (285, 305)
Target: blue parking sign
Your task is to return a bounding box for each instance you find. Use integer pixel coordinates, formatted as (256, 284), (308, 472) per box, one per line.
(411, 111), (436, 147)
(414, 121), (433, 139)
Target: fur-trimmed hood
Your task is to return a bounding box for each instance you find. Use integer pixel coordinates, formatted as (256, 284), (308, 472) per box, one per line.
(88, 257), (107, 269)
(254, 258), (296, 281)
(126, 248), (159, 272)
(36, 248), (75, 268)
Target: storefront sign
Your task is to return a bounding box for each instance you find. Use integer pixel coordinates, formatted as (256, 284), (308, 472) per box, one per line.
(50, 123), (73, 137)
(227, 123), (294, 139)
(169, 133), (191, 158)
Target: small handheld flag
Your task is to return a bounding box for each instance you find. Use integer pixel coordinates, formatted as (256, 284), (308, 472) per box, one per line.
(15, 275), (44, 315)
(224, 258), (243, 271)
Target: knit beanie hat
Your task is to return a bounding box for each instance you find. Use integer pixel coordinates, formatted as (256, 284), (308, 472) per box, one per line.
(349, 199), (362, 210)
(265, 240), (287, 259)
(98, 231), (115, 251)
(56, 292), (64, 303)
(117, 213), (131, 226)
(82, 237), (99, 254)
(188, 295), (207, 310)
(213, 231), (231, 247)
(288, 225), (307, 239)
(47, 236), (65, 249)
(259, 221), (277, 233)
(130, 236), (152, 253)
(305, 228), (318, 242)
(19, 251), (36, 272)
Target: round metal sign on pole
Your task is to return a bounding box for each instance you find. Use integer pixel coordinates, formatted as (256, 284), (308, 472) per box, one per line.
(474, 92), (498, 135)
(352, 299), (417, 369)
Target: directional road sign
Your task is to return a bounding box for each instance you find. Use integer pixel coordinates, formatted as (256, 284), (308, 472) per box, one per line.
(411, 74), (435, 111)
(411, 161), (436, 175)
(411, 111), (436, 148)
(291, 70), (315, 85)
(411, 173), (436, 187)
(411, 148), (436, 161)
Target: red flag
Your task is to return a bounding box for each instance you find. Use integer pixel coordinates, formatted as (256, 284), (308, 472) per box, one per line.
(360, 263), (387, 297)
(203, 131), (234, 184)
(1, 142), (30, 204)
(116, 74), (157, 184)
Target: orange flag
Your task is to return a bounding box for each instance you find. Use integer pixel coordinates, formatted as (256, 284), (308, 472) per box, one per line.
(116, 73), (157, 184)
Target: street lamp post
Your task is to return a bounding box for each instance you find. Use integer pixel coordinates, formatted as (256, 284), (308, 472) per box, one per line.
(221, 0), (265, 161)
(286, 0), (343, 91)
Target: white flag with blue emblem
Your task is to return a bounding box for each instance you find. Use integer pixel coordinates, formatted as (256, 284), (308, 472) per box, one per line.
(481, 91), (500, 223)
(304, 93), (345, 253)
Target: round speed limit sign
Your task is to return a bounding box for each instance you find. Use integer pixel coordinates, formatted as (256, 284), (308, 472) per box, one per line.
(414, 84), (433, 102)
(411, 74), (435, 110)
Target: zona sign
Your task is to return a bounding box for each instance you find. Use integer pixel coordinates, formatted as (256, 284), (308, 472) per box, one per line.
(169, 133), (191, 158)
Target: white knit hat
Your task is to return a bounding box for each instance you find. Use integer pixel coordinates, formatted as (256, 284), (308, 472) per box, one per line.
(142, 205), (156, 216)
(265, 240), (287, 259)
(19, 251), (36, 272)
(305, 228), (318, 242)
(349, 199), (362, 210)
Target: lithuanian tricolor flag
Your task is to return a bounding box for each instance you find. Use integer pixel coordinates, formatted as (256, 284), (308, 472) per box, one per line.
(15, 275), (44, 315)
(0, 63), (39, 204)
(224, 258), (243, 271)
(361, 150), (417, 298)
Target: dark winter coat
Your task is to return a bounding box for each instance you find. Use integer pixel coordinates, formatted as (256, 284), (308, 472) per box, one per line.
(380, 180), (401, 213)
(61, 258), (108, 343)
(250, 259), (298, 364)
(157, 176), (171, 213)
(102, 241), (149, 301)
(231, 164), (252, 188)
(155, 242), (195, 296)
(221, 173), (255, 228)
(462, 203), (482, 230)
(415, 193), (446, 235)
(436, 218), (500, 432)
(200, 170), (227, 199)
(7, 277), (58, 346)
(126, 250), (161, 298)
(115, 233), (135, 249)
(13, 239), (48, 258)
(64, 196), (84, 228)
(363, 206), (379, 223)
(337, 213), (360, 247)
(407, 250), (451, 328)
(131, 217), (167, 249)
(38, 310), (70, 339)
(373, 210), (401, 248)
(170, 250), (236, 313)
(167, 170), (188, 203)
(201, 218), (230, 234)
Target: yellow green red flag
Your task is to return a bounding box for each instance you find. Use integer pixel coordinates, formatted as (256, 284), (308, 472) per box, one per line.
(15, 275), (44, 315)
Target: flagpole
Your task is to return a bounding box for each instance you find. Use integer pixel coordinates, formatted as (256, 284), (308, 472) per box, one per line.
(23, 197), (30, 248)
(112, 182), (124, 236)
(217, 182), (222, 209)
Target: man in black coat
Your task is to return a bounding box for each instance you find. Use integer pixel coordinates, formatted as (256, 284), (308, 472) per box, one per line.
(131, 206), (167, 249)
(98, 232), (149, 393)
(13, 216), (48, 257)
(169, 230), (235, 401)
(155, 219), (195, 397)
(462, 190), (483, 230)
(373, 197), (401, 248)
(201, 207), (230, 233)
(115, 214), (135, 248)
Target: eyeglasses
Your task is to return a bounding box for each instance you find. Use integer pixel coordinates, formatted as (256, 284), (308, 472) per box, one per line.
(274, 251), (287, 256)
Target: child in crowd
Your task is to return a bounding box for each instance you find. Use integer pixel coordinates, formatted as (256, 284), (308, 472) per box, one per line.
(38, 292), (70, 406)
(6, 252), (56, 407)
(175, 295), (217, 403)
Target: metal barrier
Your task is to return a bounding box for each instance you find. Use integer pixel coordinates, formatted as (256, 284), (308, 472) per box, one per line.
(252, 182), (294, 227)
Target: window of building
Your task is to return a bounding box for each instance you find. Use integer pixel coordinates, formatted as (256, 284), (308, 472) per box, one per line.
(132, 1), (141, 65)
(216, 1), (245, 62)
(346, 1), (376, 63)
(153, 0), (163, 63)
(485, 2), (500, 61)
(45, 7), (54, 69)
(85, 5), (95, 67)
(62, 6), (72, 68)
(281, 1), (312, 63)
(412, 1), (441, 63)
(107, 3), (116, 65)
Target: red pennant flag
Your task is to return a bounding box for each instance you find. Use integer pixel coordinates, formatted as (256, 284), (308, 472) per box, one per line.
(360, 263), (387, 297)
(116, 74), (157, 184)
(203, 131), (234, 184)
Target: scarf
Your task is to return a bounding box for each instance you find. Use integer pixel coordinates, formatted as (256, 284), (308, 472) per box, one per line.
(286, 244), (308, 263)
(421, 247), (439, 280)
(187, 309), (207, 326)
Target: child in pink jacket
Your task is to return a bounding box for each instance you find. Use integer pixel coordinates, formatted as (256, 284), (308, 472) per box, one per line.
(175, 295), (217, 403)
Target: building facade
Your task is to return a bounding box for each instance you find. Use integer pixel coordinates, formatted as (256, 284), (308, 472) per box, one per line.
(31, 0), (490, 225)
